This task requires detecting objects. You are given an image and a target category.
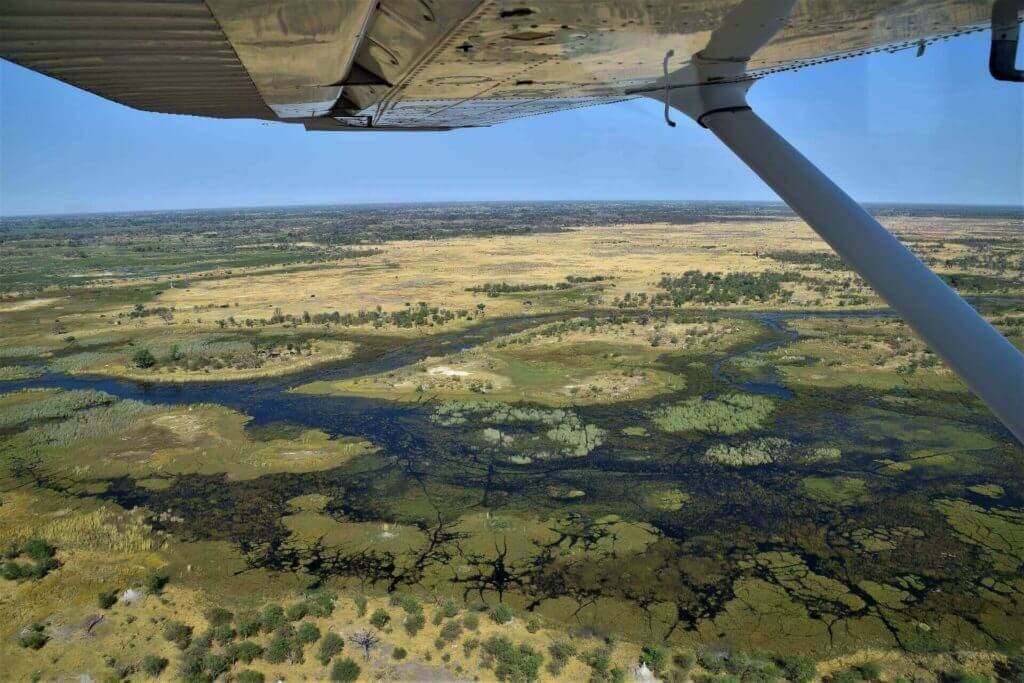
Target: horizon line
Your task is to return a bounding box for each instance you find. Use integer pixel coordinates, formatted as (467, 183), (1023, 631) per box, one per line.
(3, 198), (1022, 221)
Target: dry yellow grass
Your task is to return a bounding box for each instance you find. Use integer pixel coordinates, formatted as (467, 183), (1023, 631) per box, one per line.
(148, 220), (871, 329)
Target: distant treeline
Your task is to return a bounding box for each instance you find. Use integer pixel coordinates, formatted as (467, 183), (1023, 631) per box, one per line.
(217, 302), (484, 330)
(467, 275), (612, 297)
(764, 250), (849, 271)
(646, 270), (801, 306)
(0, 202), (798, 244)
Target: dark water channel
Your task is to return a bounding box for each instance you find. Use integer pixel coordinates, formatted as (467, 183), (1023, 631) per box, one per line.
(7, 309), (893, 442)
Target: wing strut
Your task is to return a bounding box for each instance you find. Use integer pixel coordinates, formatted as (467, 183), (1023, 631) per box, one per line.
(657, 82), (1024, 443)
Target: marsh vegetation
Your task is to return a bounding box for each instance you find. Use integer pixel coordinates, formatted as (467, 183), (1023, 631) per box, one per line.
(1, 202), (1022, 681)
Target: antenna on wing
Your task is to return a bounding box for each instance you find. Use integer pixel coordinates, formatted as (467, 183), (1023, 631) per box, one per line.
(663, 50), (676, 127)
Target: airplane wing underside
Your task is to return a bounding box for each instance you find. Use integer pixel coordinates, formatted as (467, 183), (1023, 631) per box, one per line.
(0, 0), (995, 131)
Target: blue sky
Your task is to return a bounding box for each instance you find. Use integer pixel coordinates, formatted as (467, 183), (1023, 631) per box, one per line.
(1, 31), (1021, 216)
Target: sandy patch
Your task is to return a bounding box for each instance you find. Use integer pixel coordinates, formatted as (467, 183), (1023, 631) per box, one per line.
(279, 449), (324, 460)
(152, 413), (206, 441)
(427, 365), (471, 377)
(0, 297), (63, 312)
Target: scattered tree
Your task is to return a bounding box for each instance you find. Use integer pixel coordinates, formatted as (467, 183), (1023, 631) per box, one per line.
(349, 630), (380, 660)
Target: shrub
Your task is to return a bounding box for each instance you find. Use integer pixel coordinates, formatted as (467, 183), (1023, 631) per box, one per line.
(392, 646), (408, 660)
(306, 591), (337, 617)
(547, 641), (576, 675)
(781, 655), (816, 683)
(641, 645), (668, 675)
(140, 654), (168, 677)
(488, 603), (513, 624)
(235, 670), (265, 683)
(390, 593), (420, 613)
(231, 641), (263, 664)
(26, 557), (58, 580)
(204, 607), (232, 626)
(132, 348), (156, 368)
(210, 624), (236, 645)
(463, 637), (480, 657)
(318, 632), (345, 664)
(274, 623), (296, 640)
(331, 657), (361, 682)
(178, 644), (209, 679)
(24, 538), (56, 562)
(203, 652), (231, 678)
(403, 610), (425, 636)
(481, 636), (543, 682)
(353, 595), (367, 617)
(462, 612), (480, 631)
(18, 623), (48, 649)
(264, 636), (291, 664)
(439, 621), (463, 644)
(296, 621), (321, 644)
(1, 561), (23, 580)
(235, 610), (261, 638)
(162, 620), (193, 649)
(526, 618), (541, 633)
(858, 661), (883, 681)
(440, 599), (459, 618)
(583, 646), (615, 678)
(143, 571), (169, 594)
(697, 649), (726, 673)
(192, 628), (215, 649)
(97, 590), (118, 609)
(260, 604), (285, 632)
(369, 608), (390, 629)
(285, 601), (309, 621)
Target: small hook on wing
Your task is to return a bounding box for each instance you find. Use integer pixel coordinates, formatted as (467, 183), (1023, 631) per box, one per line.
(663, 49), (677, 127)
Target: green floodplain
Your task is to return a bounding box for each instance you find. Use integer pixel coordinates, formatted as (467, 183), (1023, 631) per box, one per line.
(1, 202), (1023, 682)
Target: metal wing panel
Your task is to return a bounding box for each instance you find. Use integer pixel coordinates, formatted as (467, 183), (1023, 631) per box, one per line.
(203, 0), (379, 119)
(0, 0), (999, 129)
(0, 0), (273, 119)
(367, 0), (992, 129)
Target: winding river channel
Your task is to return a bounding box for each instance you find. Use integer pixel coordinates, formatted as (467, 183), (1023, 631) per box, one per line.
(5, 310), (893, 443)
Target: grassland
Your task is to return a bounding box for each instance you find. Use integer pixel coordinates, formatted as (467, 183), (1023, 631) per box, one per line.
(2, 203), (1022, 681)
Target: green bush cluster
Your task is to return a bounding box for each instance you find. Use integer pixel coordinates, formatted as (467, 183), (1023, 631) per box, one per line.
(462, 612), (480, 631)
(651, 393), (775, 435)
(547, 641), (576, 675)
(162, 620), (193, 650)
(651, 270), (800, 306)
(1, 538), (58, 582)
(481, 635), (544, 682)
(369, 607), (391, 629)
(97, 590), (118, 609)
(488, 603), (514, 624)
(702, 437), (791, 467)
(140, 654), (168, 677)
(143, 570), (169, 594)
(330, 657), (361, 682)
(317, 632), (345, 664)
(18, 622), (49, 649)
